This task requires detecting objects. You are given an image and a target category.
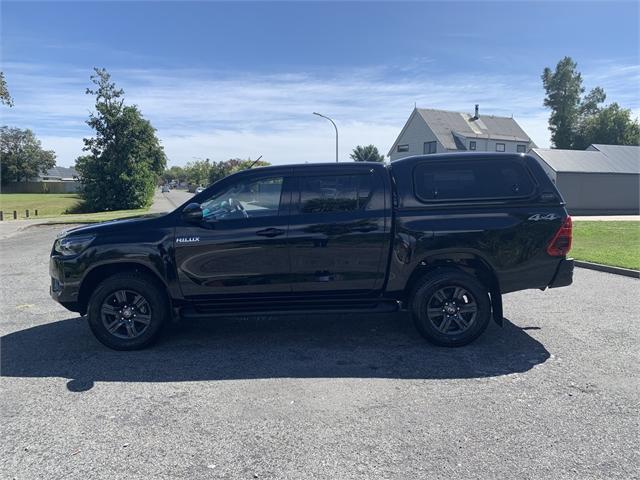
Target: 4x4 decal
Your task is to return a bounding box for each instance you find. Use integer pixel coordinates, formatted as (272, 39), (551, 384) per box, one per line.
(528, 213), (559, 221)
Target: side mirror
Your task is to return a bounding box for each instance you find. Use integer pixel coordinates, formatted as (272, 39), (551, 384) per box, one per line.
(182, 203), (203, 223)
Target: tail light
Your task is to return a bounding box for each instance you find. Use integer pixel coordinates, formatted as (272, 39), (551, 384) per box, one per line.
(547, 216), (572, 256)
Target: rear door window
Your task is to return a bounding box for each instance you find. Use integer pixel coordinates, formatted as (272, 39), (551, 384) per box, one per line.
(413, 159), (535, 202)
(296, 174), (375, 213)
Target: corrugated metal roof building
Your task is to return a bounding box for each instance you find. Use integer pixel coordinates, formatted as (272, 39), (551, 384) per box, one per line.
(530, 145), (639, 215)
(39, 166), (79, 181)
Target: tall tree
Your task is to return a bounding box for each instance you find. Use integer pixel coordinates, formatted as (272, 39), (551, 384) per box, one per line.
(542, 57), (584, 149)
(543, 57), (640, 149)
(349, 145), (385, 162)
(0, 72), (14, 107)
(75, 68), (166, 211)
(0, 127), (56, 183)
(578, 86), (606, 117)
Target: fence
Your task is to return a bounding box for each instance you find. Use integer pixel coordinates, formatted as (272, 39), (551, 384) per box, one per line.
(0, 209), (40, 221)
(1, 181), (79, 194)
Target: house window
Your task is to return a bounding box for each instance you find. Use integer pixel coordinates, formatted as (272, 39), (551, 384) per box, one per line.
(397, 144), (409, 153)
(469, 141), (476, 151)
(423, 141), (437, 154)
(496, 143), (506, 152)
(517, 144), (526, 153)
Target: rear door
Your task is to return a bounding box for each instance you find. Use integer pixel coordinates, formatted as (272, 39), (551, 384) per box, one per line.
(288, 165), (390, 294)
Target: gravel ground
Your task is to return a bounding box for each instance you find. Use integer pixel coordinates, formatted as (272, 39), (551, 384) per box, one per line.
(1, 224), (638, 480)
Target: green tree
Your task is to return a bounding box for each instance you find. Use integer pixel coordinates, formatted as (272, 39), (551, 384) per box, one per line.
(75, 68), (166, 211)
(578, 86), (606, 117)
(573, 103), (640, 149)
(349, 145), (385, 162)
(542, 57), (585, 149)
(0, 126), (56, 183)
(184, 159), (212, 187)
(208, 158), (270, 184)
(163, 165), (187, 183)
(542, 57), (639, 149)
(0, 72), (13, 107)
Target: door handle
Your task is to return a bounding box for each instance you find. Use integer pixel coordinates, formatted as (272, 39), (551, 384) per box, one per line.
(256, 228), (285, 238)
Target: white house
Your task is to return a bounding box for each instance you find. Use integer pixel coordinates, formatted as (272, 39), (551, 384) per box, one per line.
(388, 106), (536, 161)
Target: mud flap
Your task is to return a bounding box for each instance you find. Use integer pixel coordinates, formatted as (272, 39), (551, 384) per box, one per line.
(490, 289), (503, 327)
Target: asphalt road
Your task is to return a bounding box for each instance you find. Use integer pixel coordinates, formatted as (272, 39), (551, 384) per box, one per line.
(1, 225), (638, 479)
(150, 188), (194, 213)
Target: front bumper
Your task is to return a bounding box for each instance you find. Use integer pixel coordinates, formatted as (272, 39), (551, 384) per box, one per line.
(49, 256), (81, 312)
(548, 258), (574, 288)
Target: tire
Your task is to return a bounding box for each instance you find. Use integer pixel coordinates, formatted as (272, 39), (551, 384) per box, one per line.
(86, 272), (169, 350)
(410, 269), (491, 347)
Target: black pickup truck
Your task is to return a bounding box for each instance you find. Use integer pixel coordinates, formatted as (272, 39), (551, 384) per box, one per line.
(50, 153), (573, 350)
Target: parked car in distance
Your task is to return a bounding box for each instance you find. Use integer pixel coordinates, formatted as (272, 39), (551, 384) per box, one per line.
(161, 185), (170, 193)
(195, 186), (205, 194)
(50, 153), (573, 350)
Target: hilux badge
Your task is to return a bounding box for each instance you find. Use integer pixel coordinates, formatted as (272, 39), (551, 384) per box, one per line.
(176, 237), (200, 243)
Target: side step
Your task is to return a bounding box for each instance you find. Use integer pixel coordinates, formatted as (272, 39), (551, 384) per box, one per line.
(179, 298), (400, 320)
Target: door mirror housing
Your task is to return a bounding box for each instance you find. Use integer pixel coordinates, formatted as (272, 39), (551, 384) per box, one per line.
(182, 203), (203, 223)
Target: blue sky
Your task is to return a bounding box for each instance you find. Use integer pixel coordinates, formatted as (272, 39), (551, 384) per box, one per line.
(1, 1), (639, 166)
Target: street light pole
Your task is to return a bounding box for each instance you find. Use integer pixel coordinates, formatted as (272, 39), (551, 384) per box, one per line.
(313, 112), (338, 163)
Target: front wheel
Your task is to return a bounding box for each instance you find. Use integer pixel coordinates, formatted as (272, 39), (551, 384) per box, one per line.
(87, 272), (169, 350)
(410, 270), (491, 347)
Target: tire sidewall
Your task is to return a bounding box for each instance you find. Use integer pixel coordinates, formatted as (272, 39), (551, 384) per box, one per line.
(87, 274), (168, 350)
(411, 271), (491, 347)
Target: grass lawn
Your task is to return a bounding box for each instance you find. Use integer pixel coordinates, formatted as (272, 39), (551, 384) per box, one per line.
(572, 221), (640, 270)
(0, 193), (149, 223)
(0, 193), (82, 218)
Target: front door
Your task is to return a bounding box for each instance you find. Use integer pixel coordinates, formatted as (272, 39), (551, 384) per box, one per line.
(175, 171), (293, 299)
(288, 167), (390, 294)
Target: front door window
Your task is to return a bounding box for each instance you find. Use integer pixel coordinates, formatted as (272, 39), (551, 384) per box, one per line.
(201, 177), (284, 221)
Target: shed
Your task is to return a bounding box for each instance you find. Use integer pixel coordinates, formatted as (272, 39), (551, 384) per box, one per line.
(529, 145), (639, 215)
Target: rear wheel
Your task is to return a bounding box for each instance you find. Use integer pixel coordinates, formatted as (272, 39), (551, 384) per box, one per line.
(410, 270), (491, 347)
(87, 272), (168, 350)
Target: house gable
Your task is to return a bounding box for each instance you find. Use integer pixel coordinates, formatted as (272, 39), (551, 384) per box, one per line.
(388, 108), (444, 160)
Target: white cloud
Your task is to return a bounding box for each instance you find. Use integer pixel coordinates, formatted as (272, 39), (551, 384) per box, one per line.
(2, 61), (638, 166)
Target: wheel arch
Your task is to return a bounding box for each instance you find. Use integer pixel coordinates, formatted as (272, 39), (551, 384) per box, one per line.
(78, 261), (169, 315)
(404, 252), (503, 325)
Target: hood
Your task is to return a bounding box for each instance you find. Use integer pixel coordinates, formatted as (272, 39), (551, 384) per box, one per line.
(60, 212), (167, 238)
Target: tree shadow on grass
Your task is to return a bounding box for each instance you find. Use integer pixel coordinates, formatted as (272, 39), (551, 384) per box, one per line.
(1, 312), (550, 392)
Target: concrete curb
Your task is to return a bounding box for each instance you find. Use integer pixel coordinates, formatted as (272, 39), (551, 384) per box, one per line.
(574, 260), (640, 279)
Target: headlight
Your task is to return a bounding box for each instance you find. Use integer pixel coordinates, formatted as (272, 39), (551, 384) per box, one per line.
(54, 235), (96, 256)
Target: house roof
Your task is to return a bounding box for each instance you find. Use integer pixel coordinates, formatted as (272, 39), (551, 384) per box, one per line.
(531, 147), (640, 174)
(416, 108), (533, 150)
(40, 166), (79, 180)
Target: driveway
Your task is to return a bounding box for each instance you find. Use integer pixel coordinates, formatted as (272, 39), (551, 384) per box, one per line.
(1, 225), (638, 479)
